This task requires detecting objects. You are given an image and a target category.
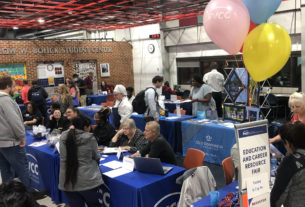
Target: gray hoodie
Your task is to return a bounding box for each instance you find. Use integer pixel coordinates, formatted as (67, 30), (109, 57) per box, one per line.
(0, 92), (25, 144)
(58, 129), (104, 191)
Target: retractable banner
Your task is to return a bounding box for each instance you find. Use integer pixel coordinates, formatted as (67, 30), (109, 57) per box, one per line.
(235, 120), (270, 207)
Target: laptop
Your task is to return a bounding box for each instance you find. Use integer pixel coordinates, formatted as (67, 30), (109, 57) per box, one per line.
(133, 157), (173, 175)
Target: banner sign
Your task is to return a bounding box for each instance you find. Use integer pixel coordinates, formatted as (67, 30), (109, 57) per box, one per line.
(235, 120), (270, 207)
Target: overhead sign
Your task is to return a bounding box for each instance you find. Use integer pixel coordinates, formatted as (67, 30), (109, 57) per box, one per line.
(235, 120), (270, 207)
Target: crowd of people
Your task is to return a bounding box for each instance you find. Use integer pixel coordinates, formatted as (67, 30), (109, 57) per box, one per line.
(1, 62), (305, 207)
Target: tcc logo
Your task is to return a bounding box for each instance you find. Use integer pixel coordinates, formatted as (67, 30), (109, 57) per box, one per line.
(26, 153), (39, 176)
(154, 192), (180, 207)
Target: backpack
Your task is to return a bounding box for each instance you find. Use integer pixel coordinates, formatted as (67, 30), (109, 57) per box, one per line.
(132, 87), (157, 114)
(31, 88), (44, 102)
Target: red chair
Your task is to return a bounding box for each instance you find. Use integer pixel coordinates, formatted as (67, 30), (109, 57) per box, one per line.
(174, 108), (186, 115)
(183, 148), (205, 170)
(222, 157), (233, 185)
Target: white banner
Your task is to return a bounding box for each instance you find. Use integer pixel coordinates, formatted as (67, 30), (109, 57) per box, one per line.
(235, 120), (270, 207)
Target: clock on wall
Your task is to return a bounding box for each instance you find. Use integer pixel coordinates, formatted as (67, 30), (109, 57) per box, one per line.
(47, 64), (54, 71)
(147, 44), (155, 54)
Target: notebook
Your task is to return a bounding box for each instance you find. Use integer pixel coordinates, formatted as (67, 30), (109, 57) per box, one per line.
(133, 157), (173, 175)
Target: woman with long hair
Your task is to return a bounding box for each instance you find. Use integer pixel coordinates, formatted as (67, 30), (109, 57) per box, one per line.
(23, 102), (42, 127)
(58, 116), (103, 207)
(57, 84), (73, 114)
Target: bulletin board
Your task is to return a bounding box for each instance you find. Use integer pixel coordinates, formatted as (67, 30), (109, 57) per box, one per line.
(0, 63), (27, 90)
(36, 62), (65, 87)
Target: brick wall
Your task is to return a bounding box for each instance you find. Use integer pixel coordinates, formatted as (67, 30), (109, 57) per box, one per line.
(0, 40), (134, 89)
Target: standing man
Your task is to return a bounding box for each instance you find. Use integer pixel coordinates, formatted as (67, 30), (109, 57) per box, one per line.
(0, 75), (31, 189)
(28, 79), (48, 120)
(203, 62), (225, 117)
(144, 75), (163, 122)
(73, 74), (87, 106)
(85, 72), (94, 95)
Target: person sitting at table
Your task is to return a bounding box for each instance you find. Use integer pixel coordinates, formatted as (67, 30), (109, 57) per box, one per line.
(109, 119), (147, 153)
(126, 87), (135, 104)
(101, 81), (113, 93)
(129, 121), (177, 165)
(65, 107), (91, 126)
(189, 75), (216, 117)
(66, 80), (79, 107)
(271, 121), (305, 207)
(162, 81), (176, 100)
(49, 102), (61, 114)
(113, 84), (133, 129)
(47, 109), (69, 132)
(57, 84), (73, 114)
(270, 92), (305, 143)
(23, 102), (42, 127)
(58, 116), (104, 207)
(93, 107), (116, 146)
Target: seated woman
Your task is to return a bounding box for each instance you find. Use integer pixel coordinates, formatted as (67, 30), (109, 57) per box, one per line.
(65, 107), (91, 128)
(47, 109), (70, 132)
(93, 107), (116, 146)
(270, 92), (305, 143)
(23, 102), (42, 127)
(58, 116), (104, 207)
(162, 81), (176, 99)
(271, 121), (305, 207)
(109, 119), (147, 153)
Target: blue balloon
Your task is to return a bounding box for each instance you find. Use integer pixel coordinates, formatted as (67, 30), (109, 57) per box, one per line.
(242, 0), (281, 24)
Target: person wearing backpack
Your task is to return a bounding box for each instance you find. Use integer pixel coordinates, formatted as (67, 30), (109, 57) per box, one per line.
(143, 76), (163, 122)
(28, 79), (48, 121)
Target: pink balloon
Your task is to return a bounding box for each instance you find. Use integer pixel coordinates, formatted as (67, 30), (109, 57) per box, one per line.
(203, 0), (250, 55)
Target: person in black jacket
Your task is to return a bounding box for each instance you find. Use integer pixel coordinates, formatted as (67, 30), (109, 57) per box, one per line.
(129, 121), (177, 165)
(28, 80), (48, 120)
(23, 102), (42, 128)
(47, 109), (69, 132)
(93, 107), (116, 146)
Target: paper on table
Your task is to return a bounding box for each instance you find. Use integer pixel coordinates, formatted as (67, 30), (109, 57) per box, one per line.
(181, 99), (192, 103)
(29, 140), (47, 147)
(103, 167), (132, 178)
(166, 116), (179, 120)
(102, 160), (123, 169)
(103, 147), (128, 154)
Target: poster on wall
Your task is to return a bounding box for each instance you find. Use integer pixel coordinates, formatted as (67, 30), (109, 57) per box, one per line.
(36, 62), (65, 88)
(0, 63), (27, 90)
(100, 63), (110, 77)
(74, 60), (97, 93)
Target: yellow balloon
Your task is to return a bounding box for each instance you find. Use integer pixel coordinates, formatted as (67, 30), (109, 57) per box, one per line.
(243, 23), (291, 82)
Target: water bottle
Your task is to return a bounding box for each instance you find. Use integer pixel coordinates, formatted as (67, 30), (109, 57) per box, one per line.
(270, 153), (278, 177)
(176, 103), (181, 117)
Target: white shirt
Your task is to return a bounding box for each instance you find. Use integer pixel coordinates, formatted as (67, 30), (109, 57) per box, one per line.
(128, 96), (135, 104)
(114, 96), (133, 123)
(203, 69), (225, 92)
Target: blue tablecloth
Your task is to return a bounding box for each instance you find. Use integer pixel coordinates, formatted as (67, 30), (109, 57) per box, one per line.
(25, 131), (64, 204)
(87, 94), (107, 105)
(181, 120), (236, 164)
(131, 113), (194, 153)
(164, 101), (192, 115)
(26, 131), (184, 206)
(99, 155), (185, 207)
(193, 181), (238, 207)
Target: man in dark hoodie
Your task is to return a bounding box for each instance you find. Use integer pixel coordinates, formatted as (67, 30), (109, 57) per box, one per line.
(0, 75), (31, 190)
(28, 79), (48, 122)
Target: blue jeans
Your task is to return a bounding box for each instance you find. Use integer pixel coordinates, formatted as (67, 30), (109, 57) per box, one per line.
(0, 146), (31, 190)
(64, 186), (103, 207)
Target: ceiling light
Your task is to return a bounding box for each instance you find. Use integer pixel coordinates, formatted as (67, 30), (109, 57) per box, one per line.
(13, 26), (19, 30)
(37, 19), (45, 23)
